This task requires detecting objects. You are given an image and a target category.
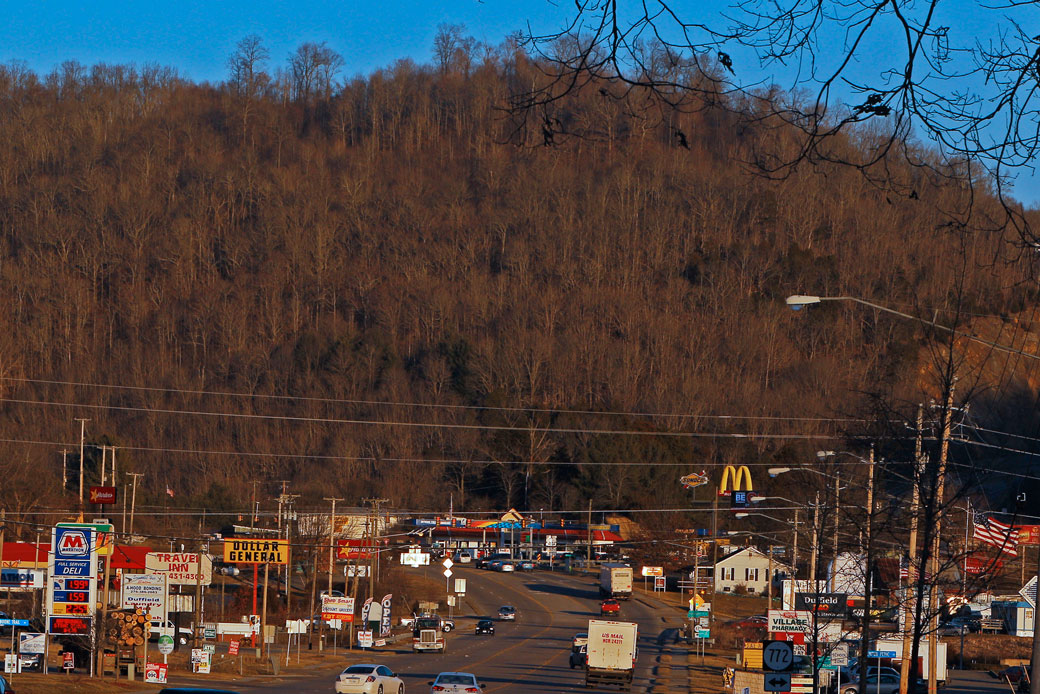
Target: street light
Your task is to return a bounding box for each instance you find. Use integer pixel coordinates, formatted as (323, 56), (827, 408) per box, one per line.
(785, 294), (1040, 361)
(786, 293), (1040, 694)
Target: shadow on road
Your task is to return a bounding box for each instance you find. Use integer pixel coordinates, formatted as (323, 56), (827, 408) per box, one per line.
(525, 582), (599, 601)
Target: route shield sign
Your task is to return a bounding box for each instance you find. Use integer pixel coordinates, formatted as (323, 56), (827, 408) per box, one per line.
(762, 640), (795, 671)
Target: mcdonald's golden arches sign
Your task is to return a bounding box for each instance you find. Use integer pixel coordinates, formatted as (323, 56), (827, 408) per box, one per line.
(718, 465), (752, 497)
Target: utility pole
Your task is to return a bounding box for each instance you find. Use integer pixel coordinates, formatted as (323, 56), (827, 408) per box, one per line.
(809, 492), (820, 587)
(363, 498), (389, 594)
(928, 387), (955, 694)
(587, 499), (593, 565)
(74, 418), (89, 509)
(792, 509), (800, 578)
(324, 498), (343, 596)
(899, 405), (925, 694)
(61, 449), (68, 495)
(251, 481), (261, 529)
(857, 447), (877, 692)
(276, 493), (300, 613)
(127, 473), (144, 536)
(833, 473), (841, 591)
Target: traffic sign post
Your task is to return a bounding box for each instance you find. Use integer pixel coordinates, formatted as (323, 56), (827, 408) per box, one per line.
(763, 640), (795, 672)
(764, 673), (792, 692)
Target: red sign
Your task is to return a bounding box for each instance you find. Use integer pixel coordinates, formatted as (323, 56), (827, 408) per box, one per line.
(145, 662), (168, 683)
(228, 640), (240, 656)
(337, 540), (372, 560)
(50, 617), (91, 635)
(62, 652), (75, 669)
(1017, 525), (1040, 545)
(964, 554), (1004, 574)
(89, 486), (117, 504)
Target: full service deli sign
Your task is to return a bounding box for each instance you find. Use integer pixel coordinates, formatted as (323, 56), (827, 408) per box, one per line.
(223, 539), (288, 565)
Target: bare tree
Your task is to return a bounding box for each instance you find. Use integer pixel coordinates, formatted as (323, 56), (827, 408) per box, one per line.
(514, 1), (1040, 238)
(288, 42), (343, 103)
(227, 34), (270, 99)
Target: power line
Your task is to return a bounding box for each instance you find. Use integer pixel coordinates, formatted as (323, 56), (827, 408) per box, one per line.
(0, 396), (847, 439)
(2, 376), (863, 424)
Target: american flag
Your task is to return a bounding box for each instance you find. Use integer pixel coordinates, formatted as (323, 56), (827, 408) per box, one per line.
(973, 513), (1018, 557)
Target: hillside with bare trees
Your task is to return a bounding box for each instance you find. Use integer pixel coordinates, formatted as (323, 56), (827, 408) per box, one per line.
(0, 33), (1036, 535)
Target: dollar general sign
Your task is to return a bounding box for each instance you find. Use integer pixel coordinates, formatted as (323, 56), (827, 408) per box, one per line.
(223, 539), (288, 564)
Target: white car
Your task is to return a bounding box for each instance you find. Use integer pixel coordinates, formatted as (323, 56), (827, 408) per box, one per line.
(455, 551), (472, 563)
(498, 562), (515, 572)
(430, 671), (486, 693)
(336, 663), (405, 694)
(498, 605), (516, 620)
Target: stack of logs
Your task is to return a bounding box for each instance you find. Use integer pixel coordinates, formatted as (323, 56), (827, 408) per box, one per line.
(105, 608), (150, 646)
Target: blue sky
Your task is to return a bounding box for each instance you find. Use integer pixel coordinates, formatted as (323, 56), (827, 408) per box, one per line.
(2, 1), (1038, 205)
(0, 1), (565, 83)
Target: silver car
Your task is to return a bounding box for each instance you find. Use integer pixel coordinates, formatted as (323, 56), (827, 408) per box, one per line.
(430, 671), (486, 693)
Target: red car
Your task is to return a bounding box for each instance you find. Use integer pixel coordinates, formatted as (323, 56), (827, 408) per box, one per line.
(600, 599), (621, 616)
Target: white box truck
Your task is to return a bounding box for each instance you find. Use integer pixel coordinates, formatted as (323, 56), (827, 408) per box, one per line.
(600, 563), (634, 600)
(874, 638), (947, 687)
(585, 619), (638, 690)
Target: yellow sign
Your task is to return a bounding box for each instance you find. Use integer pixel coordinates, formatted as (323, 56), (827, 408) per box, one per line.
(222, 539), (288, 565)
(742, 641), (764, 669)
(694, 593), (705, 609)
(641, 566), (664, 577)
(719, 465), (753, 496)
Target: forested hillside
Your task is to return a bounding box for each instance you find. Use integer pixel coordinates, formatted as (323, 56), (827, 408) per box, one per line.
(0, 42), (1035, 534)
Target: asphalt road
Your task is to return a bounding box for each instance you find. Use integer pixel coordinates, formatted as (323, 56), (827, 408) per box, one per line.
(173, 565), (680, 694)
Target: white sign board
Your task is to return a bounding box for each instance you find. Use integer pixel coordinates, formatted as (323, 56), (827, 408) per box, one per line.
(454, 578), (467, 594)
(442, 557), (454, 569)
(1021, 576), (1037, 609)
(121, 573), (166, 612)
(345, 565), (370, 578)
(321, 596), (355, 620)
(285, 619), (307, 634)
(146, 552), (212, 585)
(19, 632), (45, 655)
(358, 630), (373, 648)
(831, 644), (849, 667)
(400, 552), (430, 567)
(768, 610), (813, 634)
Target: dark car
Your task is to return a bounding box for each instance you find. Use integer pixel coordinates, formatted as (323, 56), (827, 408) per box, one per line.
(475, 619), (495, 635)
(0, 673), (13, 694)
(569, 645), (588, 669)
(996, 666), (1031, 686)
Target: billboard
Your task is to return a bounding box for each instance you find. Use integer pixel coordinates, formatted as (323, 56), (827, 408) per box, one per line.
(223, 539), (288, 564)
(146, 552), (213, 585)
(794, 593), (848, 616)
(768, 610), (813, 634)
(121, 573), (166, 612)
(320, 596), (355, 622)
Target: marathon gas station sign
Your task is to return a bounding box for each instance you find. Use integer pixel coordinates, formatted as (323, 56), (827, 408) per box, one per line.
(223, 539), (288, 564)
(46, 526), (99, 636)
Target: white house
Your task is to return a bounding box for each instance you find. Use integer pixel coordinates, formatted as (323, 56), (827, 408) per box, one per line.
(714, 546), (792, 594)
